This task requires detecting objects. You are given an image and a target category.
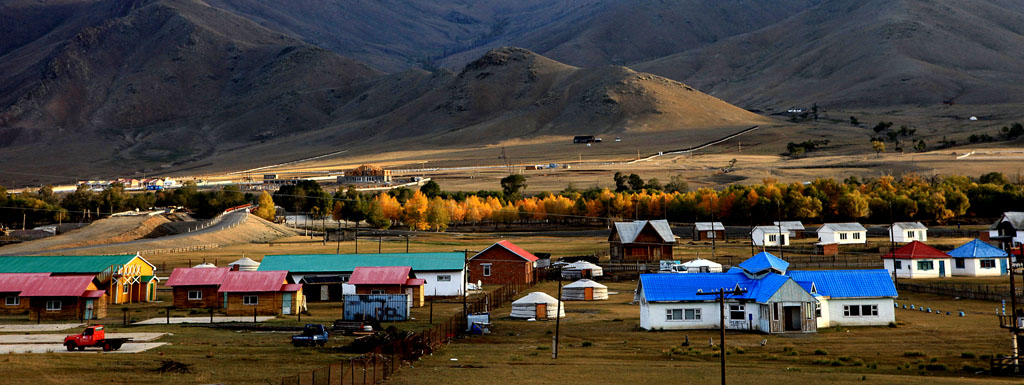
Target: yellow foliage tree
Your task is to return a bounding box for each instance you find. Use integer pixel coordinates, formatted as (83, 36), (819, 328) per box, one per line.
(253, 191), (276, 221)
(403, 191), (430, 230)
(375, 194), (402, 222)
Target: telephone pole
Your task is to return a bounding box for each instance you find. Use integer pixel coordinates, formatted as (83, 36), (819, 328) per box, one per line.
(696, 287), (748, 385)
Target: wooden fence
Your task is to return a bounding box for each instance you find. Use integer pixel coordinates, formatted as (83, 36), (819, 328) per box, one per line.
(897, 282), (1024, 303)
(274, 280), (532, 385)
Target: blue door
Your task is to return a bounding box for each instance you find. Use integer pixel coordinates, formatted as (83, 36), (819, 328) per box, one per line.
(1001, 258), (1009, 275)
(282, 293), (292, 315)
(84, 299), (94, 320)
(938, 260), (946, 277)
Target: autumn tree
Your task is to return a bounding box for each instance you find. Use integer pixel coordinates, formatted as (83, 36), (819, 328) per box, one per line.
(403, 191), (430, 230)
(426, 197), (450, 231)
(871, 140), (885, 157)
(253, 191), (277, 221)
(500, 174), (527, 199)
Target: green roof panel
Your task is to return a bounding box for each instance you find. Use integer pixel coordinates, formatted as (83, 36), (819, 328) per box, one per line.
(258, 253), (465, 273)
(0, 255), (138, 274)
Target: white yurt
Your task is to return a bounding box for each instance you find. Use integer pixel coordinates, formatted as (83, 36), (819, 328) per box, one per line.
(229, 256), (261, 271)
(561, 261), (604, 279)
(192, 262), (217, 268)
(561, 279), (608, 301)
(510, 292), (565, 320)
(681, 258), (722, 273)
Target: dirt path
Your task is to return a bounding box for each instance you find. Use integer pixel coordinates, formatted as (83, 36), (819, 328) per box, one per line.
(0, 215), (170, 255)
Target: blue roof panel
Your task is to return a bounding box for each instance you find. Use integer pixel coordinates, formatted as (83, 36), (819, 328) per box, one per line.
(738, 252), (790, 274)
(787, 270), (897, 298)
(948, 239), (1008, 259)
(640, 272), (794, 303)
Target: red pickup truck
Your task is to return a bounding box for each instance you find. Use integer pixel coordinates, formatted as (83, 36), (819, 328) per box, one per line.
(63, 325), (131, 351)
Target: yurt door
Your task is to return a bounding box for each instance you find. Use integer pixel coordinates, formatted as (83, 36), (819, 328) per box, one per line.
(584, 287), (594, 301)
(282, 293), (292, 315)
(535, 303), (548, 320)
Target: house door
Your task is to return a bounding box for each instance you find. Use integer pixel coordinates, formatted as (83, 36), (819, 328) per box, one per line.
(84, 299), (94, 320)
(938, 261), (946, 277)
(784, 306), (802, 331)
(584, 287), (594, 300)
(282, 293), (292, 315)
(1001, 258), (1009, 275)
(320, 286), (330, 301)
(535, 303), (547, 320)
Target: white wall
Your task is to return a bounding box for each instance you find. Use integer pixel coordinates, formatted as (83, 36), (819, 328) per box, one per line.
(884, 258), (950, 279)
(417, 270), (466, 296)
(816, 298), (831, 328)
(892, 228), (927, 243)
(952, 258), (1006, 277)
(821, 298), (895, 326)
(640, 301), (765, 332)
(818, 230), (867, 245)
(752, 229), (789, 246)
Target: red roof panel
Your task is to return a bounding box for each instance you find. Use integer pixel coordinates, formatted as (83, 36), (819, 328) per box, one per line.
(405, 278), (425, 286)
(882, 241), (950, 260)
(165, 267), (230, 287)
(82, 290), (106, 298)
(280, 283), (303, 292)
(348, 266), (411, 285)
(0, 273), (49, 293)
(19, 275), (94, 297)
(473, 240), (539, 262)
(218, 271), (288, 292)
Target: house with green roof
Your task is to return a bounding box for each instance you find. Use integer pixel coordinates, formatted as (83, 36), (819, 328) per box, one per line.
(0, 253), (158, 304)
(259, 253), (466, 300)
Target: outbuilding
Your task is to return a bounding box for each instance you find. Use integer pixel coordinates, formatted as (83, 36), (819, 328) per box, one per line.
(773, 221), (806, 238)
(19, 275), (108, 321)
(751, 226), (789, 247)
(164, 267), (231, 309)
(817, 223), (867, 245)
(948, 239), (1009, 277)
(888, 222), (928, 243)
(469, 240), (538, 286)
(228, 257), (261, 271)
(609, 220), (676, 262)
(561, 279), (608, 301)
(988, 212), (1024, 246)
(510, 292), (565, 320)
(348, 266), (425, 307)
(693, 222), (726, 241)
(219, 271), (304, 316)
(787, 270), (897, 328)
(881, 241), (951, 278)
(0, 254), (157, 304)
(0, 273), (48, 315)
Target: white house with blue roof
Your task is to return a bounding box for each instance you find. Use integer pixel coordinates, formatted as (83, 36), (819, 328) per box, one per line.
(637, 252), (898, 332)
(948, 239), (1009, 277)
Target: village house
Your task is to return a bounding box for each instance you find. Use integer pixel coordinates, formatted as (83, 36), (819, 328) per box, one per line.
(0, 254), (157, 304)
(469, 240), (539, 285)
(0, 273), (48, 315)
(948, 239), (1009, 277)
(787, 270), (898, 327)
(693, 222), (726, 241)
(19, 275), (108, 321)
(258, 252), (465, 300)
(888, 222), (928, 243)
(882, 241), (952, 278)
(773, 221), (806, 238)
(348, 266), (425, 307)
(219, 271), (303, 316)
(751, 225), (789, 247)
(609, 220), (676, 262)
(987, 212), (1024, 246)
(164, 267), (231, 309)
(817, 223), (867, 245)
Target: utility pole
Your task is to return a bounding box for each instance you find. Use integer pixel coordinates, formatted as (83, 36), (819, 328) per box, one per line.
(776, 202), (785, 259)
(554, 265), (563, 359)
(454, 249), (477, 329)
(889, 201), (899, 288)
(710, 199), (717, 259)
(696, 287), (747, 385)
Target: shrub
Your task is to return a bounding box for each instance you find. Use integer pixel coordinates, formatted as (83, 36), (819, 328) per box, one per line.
(536, 346), (549, 350)
(961, 352), (976, 359)
(814, 349), (829, 356)
(509, 354), (523, 361)
(838, 356), (854, 362)
(831, 360), (843, 366)
(962, 364), (983, 372)
(929, 357), (938, 363)
(734, 347), (746, 355)
(925, 363), (947, 371)
(581, 341), (593, 347)
(980, 354), (992, 360)
(903, 351), (925, 357)
(812, 359), (831, 365)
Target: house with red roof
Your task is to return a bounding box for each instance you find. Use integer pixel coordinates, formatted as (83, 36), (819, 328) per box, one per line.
(219, 270), (303, 316)
(0, 273), (49, 315)
(14, 275), (108, 321)
(165, 267), (231, 308)
(469, 240), (539, 285)
(882, 241), (952, 279)
(348, 266), (425, 307)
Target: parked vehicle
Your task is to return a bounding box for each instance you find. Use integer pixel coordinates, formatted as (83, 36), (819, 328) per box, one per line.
(63, 325), (131, 351)
(292, 324), (329, 347)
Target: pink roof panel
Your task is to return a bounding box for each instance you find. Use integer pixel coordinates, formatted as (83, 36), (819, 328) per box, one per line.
(405, 278), (425, 286)
(882, 241), (950, 260)
(82, 290), (106, 298)
(280, 283), (303, 292)
(19, 275), (94, 297)
(0, 273), (49, 293)
(474, 240), (539, 262)
(165, 267), (230, 287)
(218, 271), (288, 293)
(348, 266), (412, 285)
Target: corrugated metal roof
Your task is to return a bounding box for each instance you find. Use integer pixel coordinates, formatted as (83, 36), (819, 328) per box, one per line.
(405, 278), (425, 286)
(165, 267), (230, 287)
(738, 252), (789, 274)
(991, 212), (1024, 230)
(788, 270), (897, 298)
(280, 283), (303, 292)
(639, 273), (792, 303)
(773, 221), (805, 230)
(881, 241), (950, 259)
(473, 240), (539, 262)
(694, 222), (725, 231)
(82, 290), (106, 298)
(218, 271), (288, 292)
(0, 255), (140, 273)
(19, 275), (94, 297)
(891, 222), (927, 230)
(348, 266), (411, 285)
(612, 220), (675, 243)
(817, 223), (867, 232)
(258, 253), (464, 273)
(752, 225), (786, 233)
(0, 273), (49, 293)
(948, 239), (1008, 259)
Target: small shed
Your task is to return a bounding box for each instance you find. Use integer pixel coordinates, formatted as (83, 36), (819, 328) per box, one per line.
(561, 261), (603, 279)
(882, 241), (951, 279)
(20, 275), (108, 321)
(165, 267), (230, 308)
(510, 292), (565, 320)
(751, 226), (789, 246)
(681, 258), (722, 273)
(561, 279), (608, 301)
(469, 240), (538, 285)
(609, 220), (676, 262)
(888, 222), (928, 243)
(229, 257), (261, 271)
(219, 270), (304, 316)
(948, 239), (1009, 277)
(817, 223), (867, 245)
(815, 242), (839, 256)
(694, 222), (725, 241)
(342, 294), (410, 322)
(773, 221), (806, 238)
(987, 212), (1024, 246)
(0, 273), (48, 315)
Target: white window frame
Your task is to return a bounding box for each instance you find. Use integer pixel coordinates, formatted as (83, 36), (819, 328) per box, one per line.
(839, 233), (848, 240)
(954, 259), (965, 269)
(666, 308), (701, 321)
(707, 231), (716, 239)
(729, 304), (744, 320)
(481, 263), (492, 277)
(5, 296), (19, 306)
(981, 259), (996, 269)
(917, 261), (934, 271)
(768, 234), (777, 243)
(46, 300), (61, 311)
(188, 290), (203, 300)
(894, 260), (902, 270)
(907, 230), (915, 238)
(843, 304), (878, 317)
(437, 275), (452, 282)
(853, 232), (861, 240)
(370, 289), (386, 295)
(243, 295), (259, 305)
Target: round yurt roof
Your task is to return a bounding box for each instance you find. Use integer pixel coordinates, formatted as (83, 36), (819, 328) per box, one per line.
(564, 279), (607, 289)
(568, 261), (601, 270)
(229, 257), (260, 266)
(512, 292), (560, 306)
(682, 258), (722, 268)
(193, 263), (217, 268)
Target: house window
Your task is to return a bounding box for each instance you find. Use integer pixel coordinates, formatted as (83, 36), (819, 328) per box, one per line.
(188, 290), (203, 300)
(773, 303), (780, 321)
(954, 259), (965, 269)
(981, 259), (996, 269)
(437, 275), (452, 282)
(853, 232), (861, 240)
(894, 260), (902, 270)
(707, 231), (715, 239)
(5, 296), (19, 306)
(122, 283), (130, 294)
(666, 308), (701, 321)
(370, 289), (386, 295)
(907, 231), (915, 238)
(843, 304), (878, 317)
(917, 261), (934, 271)
(839, 233), (848, 240)
(814, 303), (821, 318)
(482, 264), (492, 277)
(46, 300), (62, 311)
(806, 304), (813, 320)
(243, 295), (258, 305)
(729, 304), (744, 320)
(768, 234), (777, 243)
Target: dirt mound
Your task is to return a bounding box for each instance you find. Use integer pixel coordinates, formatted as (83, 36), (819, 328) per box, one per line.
(0, 215), (171, 255)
